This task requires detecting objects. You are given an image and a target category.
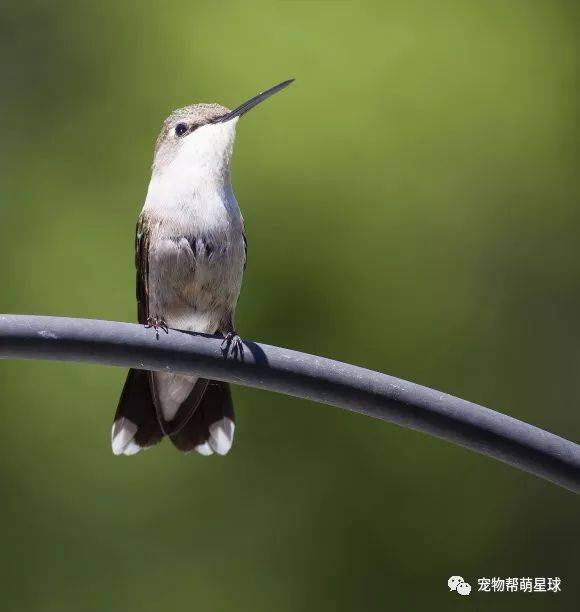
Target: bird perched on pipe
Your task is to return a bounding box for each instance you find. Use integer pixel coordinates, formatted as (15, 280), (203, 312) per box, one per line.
(112, 79), (294, 456)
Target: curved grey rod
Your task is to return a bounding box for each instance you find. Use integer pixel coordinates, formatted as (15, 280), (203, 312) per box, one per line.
(0, 314), (579, 493)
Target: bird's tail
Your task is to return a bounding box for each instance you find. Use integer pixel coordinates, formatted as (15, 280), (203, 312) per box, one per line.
(112, 370), (235, 457)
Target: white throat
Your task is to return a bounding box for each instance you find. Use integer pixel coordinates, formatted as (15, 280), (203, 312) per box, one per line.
(144, 119), (240, 227)
(146, 119), (238, 207)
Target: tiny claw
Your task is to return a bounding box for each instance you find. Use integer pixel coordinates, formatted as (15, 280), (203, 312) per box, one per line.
(221, 331), (244, 360)
(145, 316), (169, 340)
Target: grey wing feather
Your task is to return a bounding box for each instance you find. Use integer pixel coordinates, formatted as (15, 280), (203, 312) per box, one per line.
(242, 230), (247, 271)
(135, 214), (150, 325)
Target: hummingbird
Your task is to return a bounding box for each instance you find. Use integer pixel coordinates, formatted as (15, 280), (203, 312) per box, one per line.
(112, 79), (294, 457)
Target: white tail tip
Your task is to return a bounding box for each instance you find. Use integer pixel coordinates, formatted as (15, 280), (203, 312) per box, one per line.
(208, 417), (235, 456)
(111, 418), (142, 456)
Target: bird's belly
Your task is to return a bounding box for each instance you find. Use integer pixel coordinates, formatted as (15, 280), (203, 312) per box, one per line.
(147, 233), (244, 333)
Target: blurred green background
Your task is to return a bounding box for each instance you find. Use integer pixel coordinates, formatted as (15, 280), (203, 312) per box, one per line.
(1, 1), (578, 610)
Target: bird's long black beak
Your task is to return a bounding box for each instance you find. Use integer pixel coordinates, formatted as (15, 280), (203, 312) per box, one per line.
(212, 79), (294, 123)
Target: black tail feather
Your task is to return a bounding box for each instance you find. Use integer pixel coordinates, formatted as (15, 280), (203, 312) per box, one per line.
(170, 381), (235, 455)
(112, 369), (163, 454)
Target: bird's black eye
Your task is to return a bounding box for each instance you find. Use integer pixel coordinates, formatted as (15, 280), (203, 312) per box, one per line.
(175, 123), (188, 137)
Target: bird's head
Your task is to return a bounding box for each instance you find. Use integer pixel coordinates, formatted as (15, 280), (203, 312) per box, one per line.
(151, 80), (293, 184)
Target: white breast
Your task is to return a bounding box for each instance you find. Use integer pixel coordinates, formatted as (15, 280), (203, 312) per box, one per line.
(141, 120), (245, 334)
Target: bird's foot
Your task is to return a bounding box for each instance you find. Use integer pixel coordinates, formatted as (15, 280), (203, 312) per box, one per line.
(221, 331), (244, 360)
(145, 316), (169, 339)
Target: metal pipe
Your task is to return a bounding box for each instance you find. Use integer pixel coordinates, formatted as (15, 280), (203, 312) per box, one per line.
(0, 314), (578, 493)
